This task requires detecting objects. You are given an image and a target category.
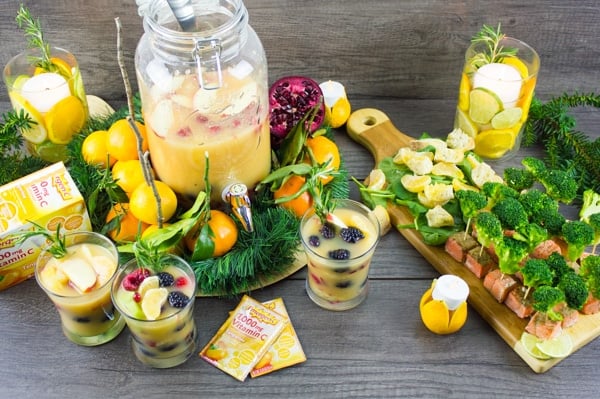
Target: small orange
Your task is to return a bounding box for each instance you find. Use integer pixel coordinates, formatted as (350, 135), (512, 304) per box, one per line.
(105, 203), (149, 242)
(106, 119), (148, 161)
(129, 180), (178, 225)
(111, 159), (153, 196)
(304, 135), (340, 184)
(184, 210), (238, 257)
(273, 175), (313, 218)
(81, 130), (114, 168)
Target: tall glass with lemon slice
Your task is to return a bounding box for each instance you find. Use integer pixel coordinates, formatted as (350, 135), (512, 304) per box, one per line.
(454, 35), (539, 161)
(111, 254), (197, 368)
(3, 47), (88, 162)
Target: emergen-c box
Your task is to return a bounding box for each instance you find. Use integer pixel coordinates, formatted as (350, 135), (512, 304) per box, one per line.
(0, 162), (92, 291)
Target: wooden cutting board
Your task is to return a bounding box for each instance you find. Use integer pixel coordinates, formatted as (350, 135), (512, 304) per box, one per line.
(346, 108), (600, 373)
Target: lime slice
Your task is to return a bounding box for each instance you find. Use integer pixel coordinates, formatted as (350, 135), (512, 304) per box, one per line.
(46, 95), (86, 144)
(8, 91), (48, 144)
(474, 129), (516, 159)
(138, 275), (159, 298)
(536, 333), (573, 358)
(520, 332), (551, 360)
(34, 141), (69, 163)
(491, 107), (523, 129)
(11, 75), (30, 90)
(141, 287), (168, 320)
(454, 108), (478, 138)
(70, 68), (87, 103)
(469, 87), (503, 124)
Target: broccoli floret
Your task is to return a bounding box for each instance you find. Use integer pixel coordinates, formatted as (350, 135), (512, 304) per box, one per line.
(519, 189), (559, 219)
(521, 258), (554, 299)
(561, 220), (595, 261)
(537, 209), (566, 236)
(503, 167), (535, 192)
(537, 169), (578, 204)
(474, 211), (503, 250)
(558, 271), (589, 310)
(545, 252), (572, 285)
(532, 285), (566, 321)
(521, 157), (547, 178)
(587, 213), (600, 253)
(455, 189), (487, 236)
(481, 181), (518, 207)
(495, 236), (529, 275)
(513, 222), (548, 253)
(491, 197), (528, 230)
(580, 255), (600, 298)
(580, 189), (600, 221)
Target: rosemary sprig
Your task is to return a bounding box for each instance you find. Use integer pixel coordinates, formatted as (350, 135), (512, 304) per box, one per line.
(469, 23), (518, 69)
(12, 222), (68, 258)
(15, 4), (53, 71)
(523, 92), (600, 196)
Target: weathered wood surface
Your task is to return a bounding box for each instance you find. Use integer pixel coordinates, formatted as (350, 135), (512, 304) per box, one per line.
(1, 0), (600, 398)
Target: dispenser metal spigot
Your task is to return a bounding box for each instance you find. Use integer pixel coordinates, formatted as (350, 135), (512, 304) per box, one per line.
(222, 183), (254, 232)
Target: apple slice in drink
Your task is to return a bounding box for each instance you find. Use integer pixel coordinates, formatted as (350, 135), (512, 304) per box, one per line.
(58, 258), (98, 293)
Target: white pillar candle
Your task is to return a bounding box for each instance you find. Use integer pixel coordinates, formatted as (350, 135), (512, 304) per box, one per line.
(319, 80), (346, 108)
(472, 63), (522, 107)
(21, 72), (70, 113)
(431, 274), (469, 311)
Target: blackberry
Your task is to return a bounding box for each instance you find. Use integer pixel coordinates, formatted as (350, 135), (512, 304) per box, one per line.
(168, 291), (190, 308)
(335, 280), (353, 289)
(157, 272), (175, 287)
(328, 248), (350, 260)
(320, 223), (335, 239)
(340, 227), (364, 243)
(308, 235), (321, 247)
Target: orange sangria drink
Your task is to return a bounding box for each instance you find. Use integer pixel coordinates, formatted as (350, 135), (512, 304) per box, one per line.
(112, 254), (197, 368)
(454, 30), (539, 161)
(138, 68), (271, 201)
(3, 47), (88, 162)
(300, 199), (381, 311)
(35, 232), (125, 346)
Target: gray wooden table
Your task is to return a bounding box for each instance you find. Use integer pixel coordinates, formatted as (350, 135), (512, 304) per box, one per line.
(1, 1), (599, 398)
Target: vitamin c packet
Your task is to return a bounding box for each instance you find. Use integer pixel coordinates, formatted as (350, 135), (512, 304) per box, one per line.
(199, 295), (288, 381)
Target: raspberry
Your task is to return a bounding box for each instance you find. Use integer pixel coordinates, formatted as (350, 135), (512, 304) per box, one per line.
(320, 223), (335, 239)
(175, 276), (188, 287)
(168, 291), (190, 308)
(133, 292), (142, 303)
(340, 227), (364, 243)
(157, 272), (175, 287)
(328, 249), (350, 260)
(308, 235), (320, 247)
(122, 268), (151, 291)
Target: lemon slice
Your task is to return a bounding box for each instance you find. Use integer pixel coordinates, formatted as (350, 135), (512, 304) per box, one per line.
(367, 169), (386, 190)
(469, 87), (503, 124)
(502, 56), (529, 79)
(536, 333), (573, 359)
(46, 95), (86, 144)
(8, 91), (48, 144)
(49, 57), (73, 79)
(491, 107), (523, 129)
(474, 129), (516, 159)
(520, 332), (551, 360)
(141, 287), (168, 320)
(431, 162), (464, 179)
(138, 275), (159, 298)
(457, 73), (471, 111)
(326, 96), (352, 128)
(401, 174), (431, 193)
(454, 108), (478, 138)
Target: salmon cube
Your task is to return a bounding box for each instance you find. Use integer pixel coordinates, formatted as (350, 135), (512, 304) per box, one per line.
(581, 293), (600, 315)
(505, 284), (534, 319)
(445, 232), (479, 262)
(531, 239), (563, 259)
(483, 268), (517, 303)
(553, 302), (579, 328)
(464, 247), (496, 279)
(525, 311), (563, 340)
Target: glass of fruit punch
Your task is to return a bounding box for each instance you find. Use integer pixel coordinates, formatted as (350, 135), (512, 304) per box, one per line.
(111, 254), (198, 368)
(35, 232), (125, 346)
(454, 25), (539, 161)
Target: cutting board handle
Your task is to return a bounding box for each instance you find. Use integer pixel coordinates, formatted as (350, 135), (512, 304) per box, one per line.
(346, 108), (415, 165)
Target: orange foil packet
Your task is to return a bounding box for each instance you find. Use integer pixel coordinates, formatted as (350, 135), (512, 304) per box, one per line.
(199, 295), (288, 381)
(250, 297), (306, 378)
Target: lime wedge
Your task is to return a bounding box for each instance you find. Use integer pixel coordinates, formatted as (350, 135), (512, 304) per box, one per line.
(9, 91), (48, 144)
(34, 141), (69, 163)
(141, 287), (168, 320)
(536, 333), (573, 359)
(520, 332), (551, 360)
(491, 107), (523, 129)
(469, 87), (503, 124)
(454, 108), (478, 138)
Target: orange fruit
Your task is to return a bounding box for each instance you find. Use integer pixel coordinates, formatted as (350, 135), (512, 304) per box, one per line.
(81, 130), (114, 168)
(129, 180), (178, 225)
(46, 96), (87, 144)
(304, 135), (340, 184)
(106, 119), (148, 161)
(273, 175), (313, 218)
(105, 203), (149, 242)
(184, 210), (239, 257)
(111, 159), (153, 196)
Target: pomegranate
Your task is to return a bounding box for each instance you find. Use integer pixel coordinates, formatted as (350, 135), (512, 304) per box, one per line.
(268, 76), (325, 145)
